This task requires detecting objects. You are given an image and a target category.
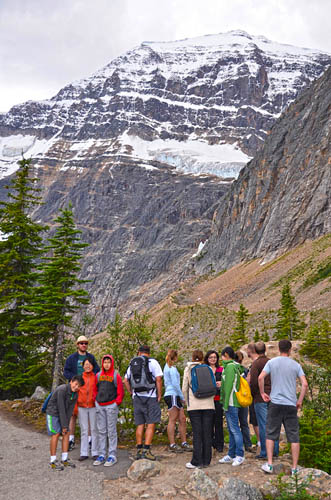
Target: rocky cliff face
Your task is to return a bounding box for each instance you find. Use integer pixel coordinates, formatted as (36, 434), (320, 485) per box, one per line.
(0, 31), (330, 330)
(196, 66), (331, 273)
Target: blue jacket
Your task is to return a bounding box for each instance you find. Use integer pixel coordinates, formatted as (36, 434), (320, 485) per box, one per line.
(63, 351), (100, 381)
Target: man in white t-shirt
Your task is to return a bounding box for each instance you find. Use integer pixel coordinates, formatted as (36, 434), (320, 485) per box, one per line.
(258, 339), (308, 475)
(124, 345), (163, 461)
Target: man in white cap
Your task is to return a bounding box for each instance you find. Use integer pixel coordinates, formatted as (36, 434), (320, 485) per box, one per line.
(64, 336), (100, 450)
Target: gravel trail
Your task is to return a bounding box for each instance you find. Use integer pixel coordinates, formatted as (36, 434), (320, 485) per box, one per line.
(0, 412), (105, 500)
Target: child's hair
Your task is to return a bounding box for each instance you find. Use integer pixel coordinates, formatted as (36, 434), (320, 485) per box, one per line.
(71, 375), (84, 386)
(192, 349), (203, 362)
(221, 346), (235, 359)
(235, 350), (244, 364)
(204, 350), (220, 367)
(166, 349), (178, 366)
(82, 358), (93, 367)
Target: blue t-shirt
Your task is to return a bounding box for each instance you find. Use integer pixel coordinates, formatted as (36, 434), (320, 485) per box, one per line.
(264, 356), (305, 406)
(163, 364), (184, 400)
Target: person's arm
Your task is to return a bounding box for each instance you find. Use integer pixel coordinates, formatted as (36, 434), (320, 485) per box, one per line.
(174, 368), (185, 401)
(115, 373), (125, 405)
(156, 376), (162, 402)
(63, 354), (75, 381)
(296, 375), (308, 410)
(258, 370), (270, 402)
(57, 387), (69, 430)
(90, 354), (100, 374)
(182, 367), (189, 404)
(123, 377), (132, 395)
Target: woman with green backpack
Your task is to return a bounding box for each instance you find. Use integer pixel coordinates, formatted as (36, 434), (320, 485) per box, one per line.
(219, 346), (245, 467)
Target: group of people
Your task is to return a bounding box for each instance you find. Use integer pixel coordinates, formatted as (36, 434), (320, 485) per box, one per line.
(45, 335), (308, 477)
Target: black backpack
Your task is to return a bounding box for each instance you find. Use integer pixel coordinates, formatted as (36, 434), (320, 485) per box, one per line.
(129, 355), (156, 393)
(190, 364), (217, 398)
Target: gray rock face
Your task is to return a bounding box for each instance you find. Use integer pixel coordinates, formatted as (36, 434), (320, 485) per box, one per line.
(197, 65), (331, 274)
(218, 478), (263, 500)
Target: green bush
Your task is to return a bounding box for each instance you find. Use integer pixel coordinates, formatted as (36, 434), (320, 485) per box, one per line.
(299, 409), (331, 473)
(266, 473), (319, 500)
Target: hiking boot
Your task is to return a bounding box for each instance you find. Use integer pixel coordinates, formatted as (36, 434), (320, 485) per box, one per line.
(181, 442), (193, 452)
(169, 444), (184, 453)
(49, 460), (64, 471)
(219, 455), (233, 464)
(142, 448), (156, 461)
(261, 463), (273, 474)
(93, 455), (105, 466)
(68, 440), (75, 451)
(61, 458), (76, 468)
(232, 456), (245, 466)
(245, 446), (255, 453)
(135, 448), (143, 460)
(78, 456), (89, 461)
(104, 456), (117, 467)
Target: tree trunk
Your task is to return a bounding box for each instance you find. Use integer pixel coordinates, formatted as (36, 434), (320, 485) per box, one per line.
(52, 324), (65, 391)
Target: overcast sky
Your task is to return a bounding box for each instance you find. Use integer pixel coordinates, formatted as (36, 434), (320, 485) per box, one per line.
(0, 0), (330, 112)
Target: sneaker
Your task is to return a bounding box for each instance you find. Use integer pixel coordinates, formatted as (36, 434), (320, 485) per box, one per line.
(78, 456), (89, 461)
(181, 442), (193, 452)
(261, 463), (273, 474)
(141, 448), (156, 461)
(135, 449), (143, 460)
(232, 456), (245, 466)
(93, 455), (105, 466)
(291, 468), (299, 476)
(49, 460), (64, 471)
(186, 462), (197, 469)
(104, 456), (117, 467)
(219, 455), (233, 464)
(169, 444), (184, 453)
(61, 458), (76, 468)
(68, 440), (75, 451)
(256, 454), (267, 459)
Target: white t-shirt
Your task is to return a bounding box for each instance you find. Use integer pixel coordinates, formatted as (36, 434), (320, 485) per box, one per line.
(263, 356), (305, 407)
(125, 357), (163, 398)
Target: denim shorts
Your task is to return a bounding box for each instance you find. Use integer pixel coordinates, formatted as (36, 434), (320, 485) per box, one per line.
(46, 414), (62, 435)
(133, 396), (161, 425)
(266, 402), (299, 443)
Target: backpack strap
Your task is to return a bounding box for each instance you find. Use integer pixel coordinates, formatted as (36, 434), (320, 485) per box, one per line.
(97, 370), (118, 388)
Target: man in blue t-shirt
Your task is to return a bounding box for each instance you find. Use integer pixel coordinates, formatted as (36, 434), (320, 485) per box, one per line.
(258, 339), (308, 476)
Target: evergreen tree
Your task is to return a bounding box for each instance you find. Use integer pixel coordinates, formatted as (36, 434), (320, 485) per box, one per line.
(300, 320), (330, 367)
(22, 204), (89, 389)
(275, 284), (306, 340)
(232, 303), (249, 350)
(0, 158), (48, 397)
(253, 329), (260, 342)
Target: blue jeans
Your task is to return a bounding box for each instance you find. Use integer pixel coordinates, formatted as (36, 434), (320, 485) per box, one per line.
(238, 406), (252, 449)
(225, 406), (244, 458)
(254, 402), (279, 457)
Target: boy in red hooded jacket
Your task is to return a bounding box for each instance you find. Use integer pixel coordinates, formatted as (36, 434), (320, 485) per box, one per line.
(93, 355), (124, 467)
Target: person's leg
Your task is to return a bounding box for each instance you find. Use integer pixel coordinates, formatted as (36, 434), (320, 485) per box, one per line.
(201, 409), (214, 466)
(61, 431), (69, 453)
(254, 402), (268, 457)
(69, 414), (77, 443)
(96, 404), (107, 457)
(106, 403), (119, 458)
(167, 407), (179, 444)
(266, 439), (275, 464)
(214, 401), (224, 451)
(226, 406), (244, 457)
(291, 443), (300, 469)
(283, 405), (300, 470)
(265, 403), (282, 466)
(144, 423), (156, 445)
(249, 404), (260, 444)
(238, 406), (252, 449)
(136, 424), (145, 445)
(89, 407), (99, 457)
(178, 408), (187, 443)
(50, 433), (60, 456)
(78, 407), (89, 457)
(189, 410), (203, 466)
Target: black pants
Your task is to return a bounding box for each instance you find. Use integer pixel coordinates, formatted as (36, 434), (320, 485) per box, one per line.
(189, 409), (214, 466)
(212, 401), (224, 451)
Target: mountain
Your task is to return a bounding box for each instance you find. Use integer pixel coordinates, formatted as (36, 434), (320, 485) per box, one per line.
(196, 65), (331, 274)
(0, 31), (330, 330)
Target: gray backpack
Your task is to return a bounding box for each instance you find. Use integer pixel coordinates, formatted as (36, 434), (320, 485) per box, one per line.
(129, 356), (155, 393)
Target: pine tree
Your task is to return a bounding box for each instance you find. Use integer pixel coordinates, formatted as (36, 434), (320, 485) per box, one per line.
(232, 303), (249, 350)
(275, 284), (306, 340)
(300, 320), (330, 366)
(0, 158), (48, 397)
(253, 329), (260, 342)
(22, 204), (89, 389)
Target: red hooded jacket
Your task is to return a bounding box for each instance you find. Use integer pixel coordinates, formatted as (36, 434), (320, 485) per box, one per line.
(95, 354), (124, 406)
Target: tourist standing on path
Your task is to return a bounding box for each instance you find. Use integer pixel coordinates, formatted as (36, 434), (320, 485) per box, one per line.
(246, 343), (260, 448)
(77, 359), (99, 461)
(249, 341), (279, 459)
(46, 375), (84, 470)
(258, 339), (308, 475)
(182, 350), (215, 469)
(124, 345), (163, 461)
(93, 354), (124, 467)
(204, 350), (224, 453)
(63, 335), (100, 450)
(164, 349), (192, 453)
(219, 346), (245, 467)
(235, 350), (253, 453)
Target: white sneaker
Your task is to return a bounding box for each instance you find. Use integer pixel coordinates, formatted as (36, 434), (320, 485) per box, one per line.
(219, 455), (233, 463)
(232, 456), (245, 466)
(261, 462), (273, 474)
(185, 462), (197, 469)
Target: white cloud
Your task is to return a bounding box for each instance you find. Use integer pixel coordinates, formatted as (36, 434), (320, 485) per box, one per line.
(0, 0), (330, 112)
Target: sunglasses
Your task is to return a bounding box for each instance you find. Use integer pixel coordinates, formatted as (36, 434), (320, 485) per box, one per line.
(79, 342), (88, 345)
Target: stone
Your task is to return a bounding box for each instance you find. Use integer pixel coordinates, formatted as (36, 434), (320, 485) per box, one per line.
(127, 459), (161, 482)
(185, 469), (219, 499)
(218, 478), (263, 500)
(30, 386), (49, 400)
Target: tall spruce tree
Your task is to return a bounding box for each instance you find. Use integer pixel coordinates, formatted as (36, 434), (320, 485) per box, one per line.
(0, 158), (48, 398)
(232, 303), (249, 350)
(275, 283), (306, 340)
(22, 204), (89, 389)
